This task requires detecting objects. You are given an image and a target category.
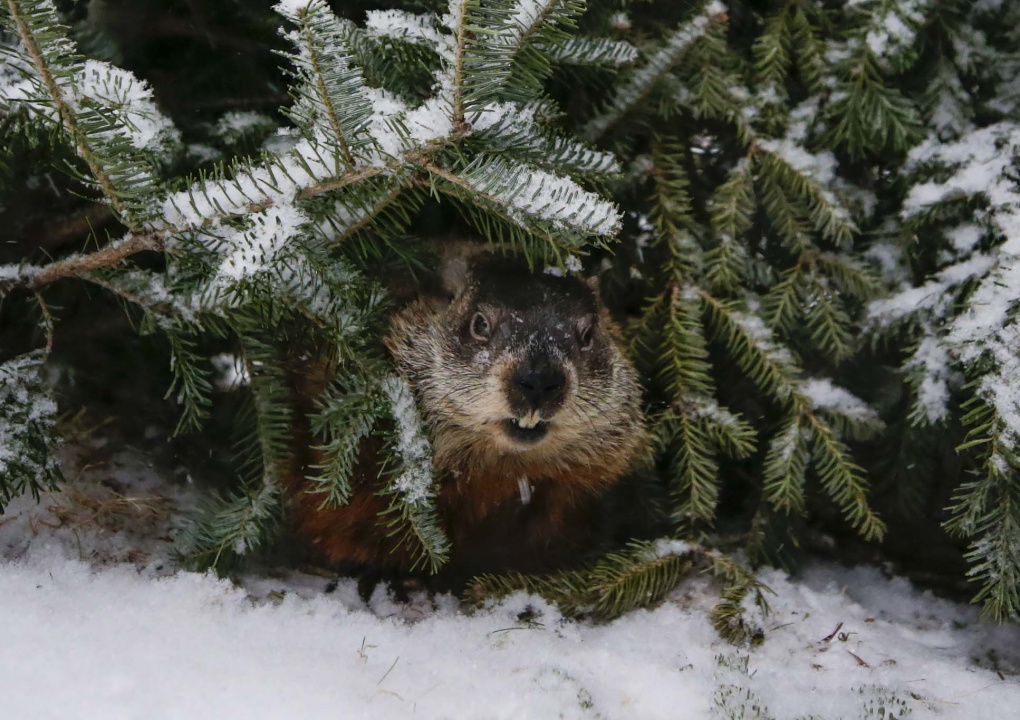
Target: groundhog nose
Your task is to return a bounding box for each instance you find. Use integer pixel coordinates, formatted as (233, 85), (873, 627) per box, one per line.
(513, 363), (566, 409)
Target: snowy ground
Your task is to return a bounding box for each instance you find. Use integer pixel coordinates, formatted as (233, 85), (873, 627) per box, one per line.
(2, 443), (1018, 720)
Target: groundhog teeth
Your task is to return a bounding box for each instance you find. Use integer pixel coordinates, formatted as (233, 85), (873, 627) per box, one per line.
(516, 414), (541, 429)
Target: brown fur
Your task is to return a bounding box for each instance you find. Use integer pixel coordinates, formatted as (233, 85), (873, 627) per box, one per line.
(284, 255), (649, 584)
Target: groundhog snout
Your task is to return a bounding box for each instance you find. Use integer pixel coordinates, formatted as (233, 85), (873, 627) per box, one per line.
(509, 356), (567, 413)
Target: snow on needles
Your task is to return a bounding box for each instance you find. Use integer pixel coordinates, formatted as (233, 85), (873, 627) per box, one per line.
(801, 379), (879, 426)
(903, 123), (1020, 215)
(889, 122), (1020, 437)
(365, 9), (441, 44)
(382, 376), (434, 505)
(76, 60), (181, 161)
(0, 353), (57, 479)
(215, 205), (309, 283)
(858, 0), (929, 64)
(459, 156), (621, 236)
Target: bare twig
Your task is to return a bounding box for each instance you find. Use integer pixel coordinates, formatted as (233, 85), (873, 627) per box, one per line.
(2, 233), (165, 292)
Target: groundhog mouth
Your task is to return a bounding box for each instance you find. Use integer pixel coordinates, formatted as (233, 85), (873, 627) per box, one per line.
(500, 418), (550, 444)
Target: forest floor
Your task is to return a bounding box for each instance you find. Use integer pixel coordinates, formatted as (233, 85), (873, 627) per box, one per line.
(1, 436), (1018, 720)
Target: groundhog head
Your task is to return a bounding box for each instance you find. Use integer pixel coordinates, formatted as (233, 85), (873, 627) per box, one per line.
(387, 253), (646, 478)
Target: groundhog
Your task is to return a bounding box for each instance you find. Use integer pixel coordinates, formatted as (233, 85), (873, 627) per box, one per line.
(285, 251), (649, 589)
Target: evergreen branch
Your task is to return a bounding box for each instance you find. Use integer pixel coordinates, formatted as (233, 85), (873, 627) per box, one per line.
(338, 16), (441, 100)
(307, 372), (386, 508)
(174, 483), (281, 573)
(704, 551), (771, 643)
(0, 233), (165, 292)
(164, 328), (214, 436)
(448, 0), (470, 126)
(755, 150), (856, 249)
(583, 1), (726, 141)
(649, 134), (701, 277)
(824, 48), (923, 160)
(705, 160), (754, 291)
(803, 272), (855, 364)
(845, 0), (929, 71)
(672, 20), (752, 143)
(545, 35), (637, 67)
(698, 290), (801, 405)
(805, 412), (886, 541)
(788, 4), (825, 94)
(237, 333), (295, 474)
(763, 265), (804, 332)
(3, 0), (171, 227)
(463, 0), (585, 107)
(0, 350), (60, 512)
(757, 168), (814, 253)
(761, 416), (808, 514)
(752, 3), (791, 93)
(660, 409), (722, 525)
(801, 378), (883, 441)
(468, 540), (725, 622)
(425, 156), (620, 239)
(946, 399), (1020, 620)
(379, 375), (450, 573)
(161, 146), (392, 231)
(83, 267), (190, 321)
(429, 185), (563, 261)
(703, 235), (750, 295)
(278, 0), (375, 166)
(709, 159), (755, 245)
(467, 103), (619, 176)
(626, 291), (668, 358)
(946, 400), (1001, 536)
(4, 0), (128, 219)
(660, 284), (714, 398)
(752, 2), (826, 96)
(313, 182), (426, 266)
(701, 405), (757, 460)
(814, 252), (880, 299)
(587, 540), (696, 617)
(464, 569), (595, 617)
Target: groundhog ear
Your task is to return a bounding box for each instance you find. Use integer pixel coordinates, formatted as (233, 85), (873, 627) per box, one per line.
(440, 256), (472, 299)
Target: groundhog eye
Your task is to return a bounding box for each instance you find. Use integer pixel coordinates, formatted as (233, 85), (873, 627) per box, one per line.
(470, 312), (492, 341)
(578, 322), (595, 351)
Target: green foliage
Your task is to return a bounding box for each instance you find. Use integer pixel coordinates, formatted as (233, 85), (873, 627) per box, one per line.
(0, 350), (60, 512)
(377, 375), (451, 572)
(173, 483), (282, 573)
(3, 0), (1020, 626)
(307, 370), (387, 508)
(466, 539), (768, 631)
(0, 0), (175, 227)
